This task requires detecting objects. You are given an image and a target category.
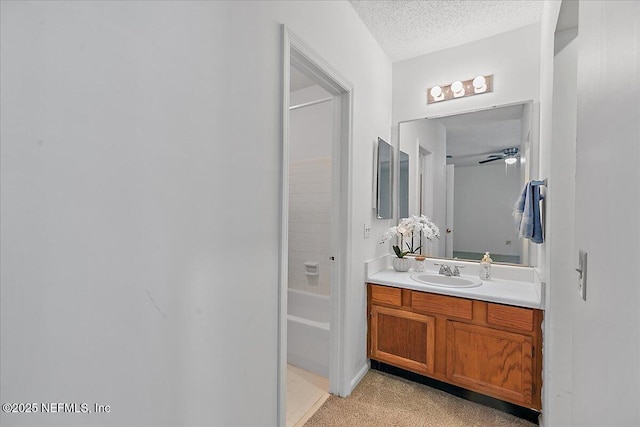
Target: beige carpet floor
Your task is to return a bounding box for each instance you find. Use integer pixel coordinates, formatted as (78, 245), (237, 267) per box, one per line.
(304, 370), (536, 427)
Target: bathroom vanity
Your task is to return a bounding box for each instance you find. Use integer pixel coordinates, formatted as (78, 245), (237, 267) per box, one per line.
(380, 99), (544, 414)
(366, 258), (543, 411)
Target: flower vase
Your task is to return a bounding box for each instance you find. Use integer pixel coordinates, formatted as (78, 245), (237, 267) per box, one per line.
(392, 257), (411, 272)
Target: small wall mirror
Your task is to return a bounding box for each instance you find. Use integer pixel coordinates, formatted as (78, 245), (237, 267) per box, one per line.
(376, 137), (393, 219)
(397, 101), (535, 266)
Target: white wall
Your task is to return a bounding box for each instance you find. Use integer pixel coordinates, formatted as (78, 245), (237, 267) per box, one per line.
(453, 163), (522, 259)
(0, 1), (392, 426)
(393, 23), (541, 125)
(571, 1), (640, 425)
(537, 1), (562, 425)
(541, 12), (578, 427)
(289, 86), (332, 296)
(520, 102), (534, 265)
(537, 1), (560, 286)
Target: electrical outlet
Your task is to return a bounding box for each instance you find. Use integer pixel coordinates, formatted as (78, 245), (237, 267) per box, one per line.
(364, 222), (371, 239)
(576, 250), (587, 301)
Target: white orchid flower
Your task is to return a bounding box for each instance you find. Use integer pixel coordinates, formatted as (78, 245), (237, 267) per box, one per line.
(379, 214), (440, 246)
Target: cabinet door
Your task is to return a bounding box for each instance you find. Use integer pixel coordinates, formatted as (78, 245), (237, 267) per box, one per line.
(446, 321), (536, 408)
(370, 305), (435, 376)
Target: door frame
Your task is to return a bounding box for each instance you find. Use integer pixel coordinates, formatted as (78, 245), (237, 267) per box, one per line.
(279, 25), (353, 426)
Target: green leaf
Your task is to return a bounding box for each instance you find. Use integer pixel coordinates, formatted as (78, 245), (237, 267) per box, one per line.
(393, 245), (409, 258)
(403, 240), (421, 254)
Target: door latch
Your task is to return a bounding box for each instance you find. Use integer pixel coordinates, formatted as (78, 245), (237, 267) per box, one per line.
(576, 250), (587, 301)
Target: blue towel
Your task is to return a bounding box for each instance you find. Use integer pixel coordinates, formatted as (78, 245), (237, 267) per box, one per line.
(514, 181), (544, 244)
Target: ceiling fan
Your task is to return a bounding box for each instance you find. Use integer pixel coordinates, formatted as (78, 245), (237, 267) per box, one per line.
(479, 147), (520, 165)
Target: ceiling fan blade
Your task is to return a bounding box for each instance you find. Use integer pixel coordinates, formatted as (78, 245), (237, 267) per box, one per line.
(479, 157), (502, 164)
(449, 152), (502, 159)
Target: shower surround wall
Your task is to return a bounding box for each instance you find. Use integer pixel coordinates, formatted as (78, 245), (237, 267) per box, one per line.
(289, 85), (332, 296)
(289, 159), (331, 296)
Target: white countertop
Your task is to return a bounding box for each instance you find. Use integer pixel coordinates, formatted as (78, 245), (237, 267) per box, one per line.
(367, 264), (544, 310)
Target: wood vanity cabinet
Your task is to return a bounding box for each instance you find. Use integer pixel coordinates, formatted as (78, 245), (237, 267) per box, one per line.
(367, 283), (543, 410)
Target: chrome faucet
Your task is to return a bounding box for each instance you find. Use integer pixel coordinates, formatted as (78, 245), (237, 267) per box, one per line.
(438, 264), (453, 276)
(436, 263), (463, 277)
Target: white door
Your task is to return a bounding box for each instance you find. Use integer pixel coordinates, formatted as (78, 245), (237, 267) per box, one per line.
(571, 2), (640, 425)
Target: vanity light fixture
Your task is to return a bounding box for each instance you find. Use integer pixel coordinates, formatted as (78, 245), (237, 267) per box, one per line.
(427, 74), (493, 104)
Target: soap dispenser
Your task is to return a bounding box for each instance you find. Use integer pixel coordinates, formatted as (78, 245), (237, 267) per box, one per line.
(480, 252), (493, 280)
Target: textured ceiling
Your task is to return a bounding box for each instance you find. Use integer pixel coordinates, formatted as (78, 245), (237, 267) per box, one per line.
(350, 0), (544, 62)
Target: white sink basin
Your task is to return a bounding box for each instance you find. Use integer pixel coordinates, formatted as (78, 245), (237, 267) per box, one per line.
(410, 273), (482, 288)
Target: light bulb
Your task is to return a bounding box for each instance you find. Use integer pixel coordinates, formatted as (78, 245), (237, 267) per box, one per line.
(473, 75), (487, 93)
(430, 85), (443, 101)
(451, 81), (465, 97)
(505, 157), (517, 165)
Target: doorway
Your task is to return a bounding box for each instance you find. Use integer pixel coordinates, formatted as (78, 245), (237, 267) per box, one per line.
(285, 68), (332, 426)
(279, 26), (353, 427)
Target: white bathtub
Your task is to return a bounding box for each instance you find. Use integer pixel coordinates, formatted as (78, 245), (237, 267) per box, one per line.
(287, 289), (330, 378)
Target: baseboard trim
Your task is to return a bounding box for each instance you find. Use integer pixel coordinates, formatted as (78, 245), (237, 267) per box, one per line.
(370, 360), (540, 425)
(350, 362), (369, 391)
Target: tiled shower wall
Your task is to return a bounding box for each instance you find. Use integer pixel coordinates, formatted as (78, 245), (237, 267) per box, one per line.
(288, 158), (331, 296)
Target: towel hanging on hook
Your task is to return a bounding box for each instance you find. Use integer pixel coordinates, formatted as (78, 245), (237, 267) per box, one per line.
(514, 179), (545, 244)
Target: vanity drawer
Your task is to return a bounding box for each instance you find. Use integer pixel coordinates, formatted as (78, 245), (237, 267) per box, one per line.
(487, 303), (534, 332)
(370, 285), (402, 307)
(411, 292), (473, 320)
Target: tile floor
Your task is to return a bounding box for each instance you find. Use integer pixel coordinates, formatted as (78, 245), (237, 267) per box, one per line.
(286, 364), (330, 427)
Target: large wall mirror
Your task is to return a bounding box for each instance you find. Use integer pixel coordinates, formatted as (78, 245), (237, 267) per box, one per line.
(397, 101), (534, 266)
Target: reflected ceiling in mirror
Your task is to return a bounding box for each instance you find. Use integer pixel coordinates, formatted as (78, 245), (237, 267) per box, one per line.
(441, 104), (526, 167)
(398, 102), (533, 266)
